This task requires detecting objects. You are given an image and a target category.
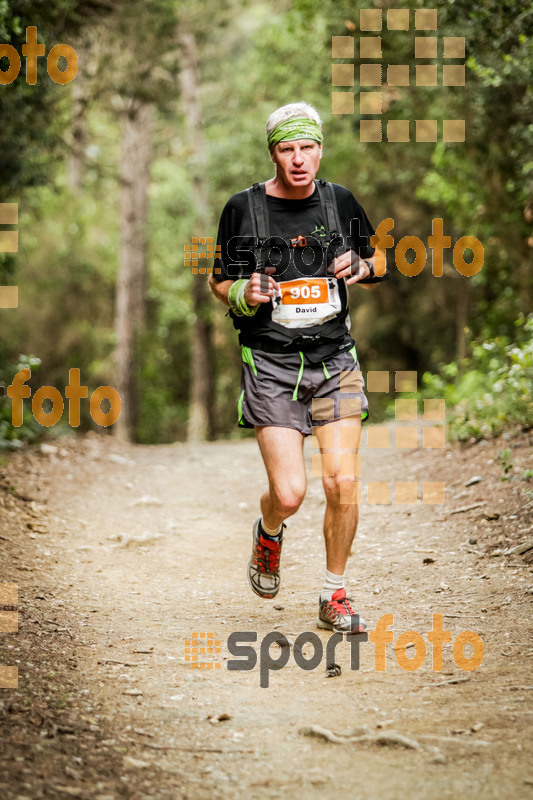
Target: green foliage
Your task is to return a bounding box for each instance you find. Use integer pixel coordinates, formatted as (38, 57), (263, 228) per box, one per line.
(420, 314), (533, 441)
(0, 354), (42, 450)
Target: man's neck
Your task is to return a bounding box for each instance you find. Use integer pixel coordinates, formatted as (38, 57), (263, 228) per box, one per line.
(264, 177), (316, 199)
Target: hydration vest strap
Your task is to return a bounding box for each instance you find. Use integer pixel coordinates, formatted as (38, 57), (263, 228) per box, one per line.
(315, 178), (342, 239)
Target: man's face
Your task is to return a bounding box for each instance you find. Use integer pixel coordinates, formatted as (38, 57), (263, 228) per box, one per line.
(270, 139), (322, 192)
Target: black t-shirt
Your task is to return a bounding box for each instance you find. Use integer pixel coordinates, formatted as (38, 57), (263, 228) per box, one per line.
(213, 182), (376, 361)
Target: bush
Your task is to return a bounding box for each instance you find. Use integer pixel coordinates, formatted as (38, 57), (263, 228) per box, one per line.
(0, 355), (43, 450)
(420, 314), (533, 441)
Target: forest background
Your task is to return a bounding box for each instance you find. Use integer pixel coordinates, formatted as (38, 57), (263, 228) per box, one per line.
(0, 0), (531, 448)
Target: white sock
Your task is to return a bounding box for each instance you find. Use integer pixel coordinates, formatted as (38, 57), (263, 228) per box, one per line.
(260, 518), (282, 538)
(321, 569), (344, 602)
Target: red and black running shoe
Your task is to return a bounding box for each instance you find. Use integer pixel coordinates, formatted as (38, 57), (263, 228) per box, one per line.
(317, 588), (367, 635)
(247, 517), (285, 599)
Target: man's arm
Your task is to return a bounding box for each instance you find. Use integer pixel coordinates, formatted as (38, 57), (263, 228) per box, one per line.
(208, 275), (232, 306)
(208, 273), (280, 308)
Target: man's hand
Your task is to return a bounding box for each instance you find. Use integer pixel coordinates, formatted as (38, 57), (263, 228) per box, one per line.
(243, 271), (280, 306)
(328, 250), (374, 285)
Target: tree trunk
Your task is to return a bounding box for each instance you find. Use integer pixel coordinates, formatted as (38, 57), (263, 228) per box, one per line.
(455, 277), (470, 363)
(114, 98), (154, 441)
(67, 74), (87, 193)
(178, 28), (215, 442)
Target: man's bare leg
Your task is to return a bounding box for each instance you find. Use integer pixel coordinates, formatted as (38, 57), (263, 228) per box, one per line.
(254, 426), (307, 528)
(315, 417), (362, 575)
(314, 416), (365, 633)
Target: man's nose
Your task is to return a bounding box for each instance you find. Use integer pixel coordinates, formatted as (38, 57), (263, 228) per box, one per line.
(292, 148), (304, 163)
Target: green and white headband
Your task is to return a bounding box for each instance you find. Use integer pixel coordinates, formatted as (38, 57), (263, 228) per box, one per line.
(267, 117), (324, 149)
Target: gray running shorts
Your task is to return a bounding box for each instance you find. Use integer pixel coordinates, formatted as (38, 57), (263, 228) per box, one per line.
(238, 345), (369, 435)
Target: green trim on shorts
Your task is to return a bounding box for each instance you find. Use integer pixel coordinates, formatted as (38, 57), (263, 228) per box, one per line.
(349, 344), (368, 420)
(237, 388), (245, 426)
(322, 361), (331, 380)
(291, 351), (305, 402)
(241, 345), (257, 376)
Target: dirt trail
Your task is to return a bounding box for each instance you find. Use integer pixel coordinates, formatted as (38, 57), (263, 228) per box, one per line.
(1, 427), (533, 800)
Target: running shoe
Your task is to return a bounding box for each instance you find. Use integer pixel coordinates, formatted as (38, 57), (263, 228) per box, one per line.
(247, 517), (284, 599)
(317, 588), (367, 635)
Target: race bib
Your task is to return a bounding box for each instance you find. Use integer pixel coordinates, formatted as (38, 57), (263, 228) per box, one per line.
(271, 277), (342, 328)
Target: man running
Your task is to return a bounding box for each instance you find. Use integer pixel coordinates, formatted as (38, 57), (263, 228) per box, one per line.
(208, 102), (388, 634)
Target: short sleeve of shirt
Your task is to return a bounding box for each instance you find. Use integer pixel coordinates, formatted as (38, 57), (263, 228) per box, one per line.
(212, 191), (255, 282)
(332, 184), (375, 260)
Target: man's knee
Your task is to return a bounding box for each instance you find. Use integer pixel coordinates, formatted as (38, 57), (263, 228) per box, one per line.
(270, 482), (306, 516)
(323, 474), (358, 505)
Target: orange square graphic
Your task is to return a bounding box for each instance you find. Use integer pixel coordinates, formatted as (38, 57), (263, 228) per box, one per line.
(332, 92), (354, 115)
(367, 370), (389, 392)
(0, 231), (18, 253)
(416, 65), (438, 86)
(339, 452), (362, 477)
(415, 37), (437, 58)
(442, 119), (466, 142)
(340, 481), (362, 505)
(360, 92), (382, 114)
(443, 37), (465, 58)
(313, 424), (335, 449)
(367, 482), (390, 504)
(360, 64), (382, 86)
(332, 64), (354, 86)
(415, 9), (437, 30)
(0, 584), (17, 604)
(416, 120), (438, 142)
(396, 427), (418, 449)
(0, 203), (18, 224)
(395, 482), (418, 504)
(423, 399), (445, 420)
(0, 609), (18, 632)
(360, 37), (382, 59)
(386, 65), (410, 88)
(423, 482), (445, 504)
(360, 120), (382, 142)
(443, 65), (465, 86)
(339, 421), (362, 448)
(340, 370), (362, 393)
(395, 371), (417, 393)
(367, 426), (389, 448)
(332, 36), (354, 58)
(395, 399), (417, 421)
(0, 286), (18, 308)
(0, 666), (18, 689)
(360, 9), (382, 30)
(312, 398), (334, 421)
(387, 120), (410, 142)
(312, 452), (334, 477)
(340, 397), (362, 418)
(423, 426), (446, 448)
(387, 9), (409, 30)
(387, 65), (410, 86)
